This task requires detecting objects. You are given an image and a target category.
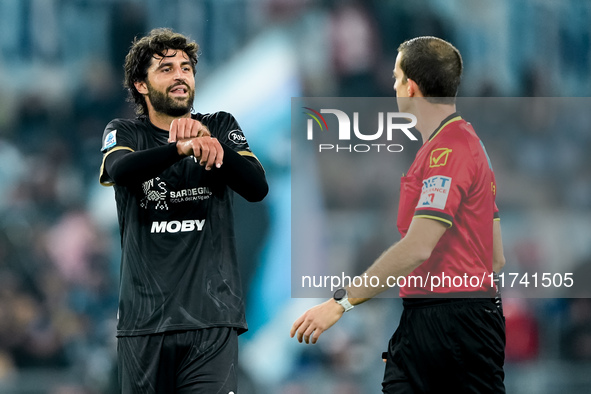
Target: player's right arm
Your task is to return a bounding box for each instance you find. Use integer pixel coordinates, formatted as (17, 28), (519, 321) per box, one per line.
(99, 119), (221, 187)
(102, 138), (223, 187)
(102, 145), (183, 186)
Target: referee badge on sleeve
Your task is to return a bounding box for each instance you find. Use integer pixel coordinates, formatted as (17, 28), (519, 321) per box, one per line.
(429, 148), (452, 168)
(417, 175), (452, 210)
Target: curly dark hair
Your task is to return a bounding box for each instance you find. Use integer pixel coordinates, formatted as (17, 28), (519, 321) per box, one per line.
(398, 36), (463, 104)
(123, 28), (199, 116)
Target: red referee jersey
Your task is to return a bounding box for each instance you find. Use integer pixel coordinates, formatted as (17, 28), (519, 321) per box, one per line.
(398, 113), (499, 297)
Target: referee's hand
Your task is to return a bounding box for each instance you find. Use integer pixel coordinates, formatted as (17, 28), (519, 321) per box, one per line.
(290, 299), (344, 344)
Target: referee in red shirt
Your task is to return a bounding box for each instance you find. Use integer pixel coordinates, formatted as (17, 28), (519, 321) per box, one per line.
(291, 36), (506, 393)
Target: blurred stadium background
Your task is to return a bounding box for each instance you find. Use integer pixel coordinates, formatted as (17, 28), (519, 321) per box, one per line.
(0, 0), (590, 392)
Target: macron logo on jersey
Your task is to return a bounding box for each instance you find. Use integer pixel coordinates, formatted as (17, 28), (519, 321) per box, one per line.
(150, 219), (205, 234)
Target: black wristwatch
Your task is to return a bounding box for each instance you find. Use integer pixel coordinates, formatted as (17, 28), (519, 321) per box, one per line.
(333, 288), (354, 312)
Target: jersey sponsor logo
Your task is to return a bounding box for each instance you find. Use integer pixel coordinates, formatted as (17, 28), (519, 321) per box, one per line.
(429, 147), (452, 168)
(150, 219), (205, 233)
(170, 187), (212, 202)
(140, 177), (169, 211)
(103, 129), (117, 150)
(140, 178), (212, 208)
(417, 175), (452, 210)
(228, 129), (247, 145)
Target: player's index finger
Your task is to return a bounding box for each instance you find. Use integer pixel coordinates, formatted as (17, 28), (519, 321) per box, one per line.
(178, 119), (188, 141)
(190, 140), (202, 158)
(198, 141), (210, 164)
(193, 121), (206, 137)
(187, 119), (199, 138)
(169, 119), (178, 142)
(201, 141), (217, 170)
(214, 139), (223, 168)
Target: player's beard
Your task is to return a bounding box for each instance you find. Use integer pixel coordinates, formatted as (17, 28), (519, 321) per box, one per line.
(146, 81), (195, 117)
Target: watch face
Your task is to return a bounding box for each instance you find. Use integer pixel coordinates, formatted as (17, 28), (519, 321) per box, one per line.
(334, 288), (346, 301)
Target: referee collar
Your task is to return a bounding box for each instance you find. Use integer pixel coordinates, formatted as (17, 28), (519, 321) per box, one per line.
(427, 112), (462, 142)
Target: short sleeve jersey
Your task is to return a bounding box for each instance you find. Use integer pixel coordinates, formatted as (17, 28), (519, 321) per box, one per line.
(99, 112), (255, 336)
(397, 113), (499, 297)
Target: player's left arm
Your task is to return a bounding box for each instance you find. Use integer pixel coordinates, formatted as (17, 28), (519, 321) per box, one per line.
(215, 146), (268, 202)
(290, 217), (447, 344)
(202, 112), (268, 202)
(169, 115), (268, 201)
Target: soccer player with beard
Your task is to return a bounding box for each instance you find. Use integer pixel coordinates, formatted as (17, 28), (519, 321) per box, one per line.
(99, 28), (268, 393)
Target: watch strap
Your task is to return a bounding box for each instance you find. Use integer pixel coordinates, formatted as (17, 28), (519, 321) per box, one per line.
(336, 297), (354, 312)
(334, 289), (354, 312)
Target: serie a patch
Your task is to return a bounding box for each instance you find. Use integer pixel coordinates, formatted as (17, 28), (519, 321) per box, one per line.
(416, 175), (452, 210)
(103, 129), (117, 151)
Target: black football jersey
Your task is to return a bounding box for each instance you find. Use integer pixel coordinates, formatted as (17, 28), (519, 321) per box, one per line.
(99, 112), (254, 336)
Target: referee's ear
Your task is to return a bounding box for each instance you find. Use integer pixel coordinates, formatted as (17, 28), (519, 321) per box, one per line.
(407, 78), (422, 97)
